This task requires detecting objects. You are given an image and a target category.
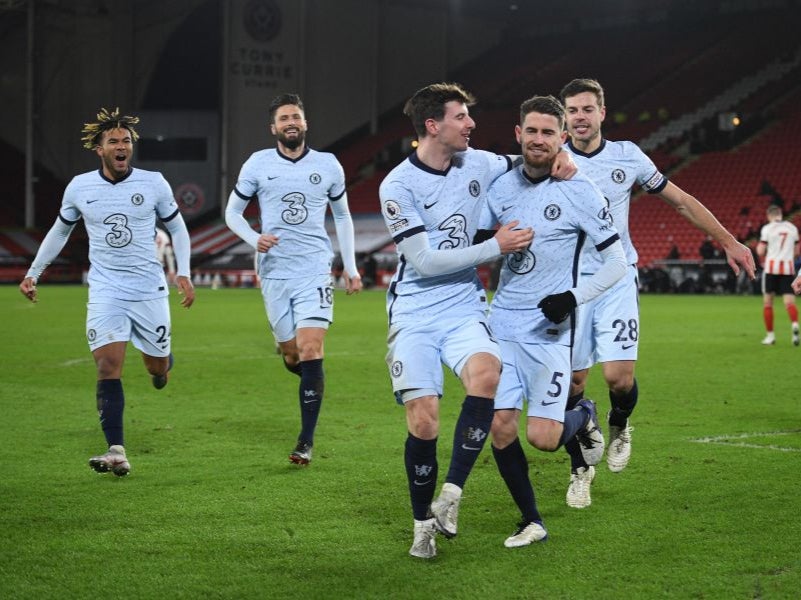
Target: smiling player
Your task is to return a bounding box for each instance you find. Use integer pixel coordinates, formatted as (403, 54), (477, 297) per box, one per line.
(225, 93), (362, 466)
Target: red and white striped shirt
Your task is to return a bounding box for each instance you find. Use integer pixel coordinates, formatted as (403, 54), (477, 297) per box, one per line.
(760, 220), (799, 275)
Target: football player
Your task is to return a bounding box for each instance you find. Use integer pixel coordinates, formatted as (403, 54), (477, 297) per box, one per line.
(559, 78), (755, 507)
(225, 93), (361, 466)
(379, 83), (576, 559)
(20, 108), (195, 476)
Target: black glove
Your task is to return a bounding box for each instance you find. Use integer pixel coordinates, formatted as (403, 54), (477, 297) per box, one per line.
(537, 291), (576, 324)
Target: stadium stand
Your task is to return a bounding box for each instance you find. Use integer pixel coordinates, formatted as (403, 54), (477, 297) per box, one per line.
(5, 6), (801, 285)
(630, 85), (801, 266)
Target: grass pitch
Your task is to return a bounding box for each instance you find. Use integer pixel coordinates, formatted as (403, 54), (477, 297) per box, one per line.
(1, 285), (799, 599)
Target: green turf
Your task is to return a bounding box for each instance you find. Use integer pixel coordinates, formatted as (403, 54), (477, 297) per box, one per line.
(1, 285), (799, 599)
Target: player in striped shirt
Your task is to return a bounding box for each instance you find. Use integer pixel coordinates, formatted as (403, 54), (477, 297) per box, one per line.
(19, 108), (195, 476)
(757, 204), (799, 345)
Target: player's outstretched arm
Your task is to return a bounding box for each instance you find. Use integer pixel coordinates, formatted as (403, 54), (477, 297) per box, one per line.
(659, 182), (755, 279)
(792, 274), (801, 295)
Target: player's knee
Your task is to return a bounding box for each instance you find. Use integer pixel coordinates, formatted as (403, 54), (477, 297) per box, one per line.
(477, 377), (500, 398)
(144, 355), (170, 377)
(283, 357), (301, 375)
(95, 357), (122, 379)
(571, 370), (588, 393)
(409, 413), (438, 440)
(527, 433), (558, 452)
(96, 364), (117, 380)
(461, 353), (501, 394)
(491, 411), (517, 445)
(296, 342), (323, 362)
(406, 397), (439, 439)
(526, 421), (560, 451)
(466, 368), (500, 398)
(608, 374), (634, 396)
(414, 422), (438, 440)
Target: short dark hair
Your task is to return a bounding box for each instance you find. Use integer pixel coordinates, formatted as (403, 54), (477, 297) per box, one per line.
(520, 95), (565, 130)
(269, 93), (304, 122)
(402, 82), (476, 138)
(560, 78), (605, 108)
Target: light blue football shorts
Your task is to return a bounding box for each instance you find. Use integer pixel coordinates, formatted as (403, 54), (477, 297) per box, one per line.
(261, 273), (333, 343)
(86, 297), (171, 357)
(572, 265), (640, 371)
(386, 313), (501, 404)
(494, 338), (571, 421)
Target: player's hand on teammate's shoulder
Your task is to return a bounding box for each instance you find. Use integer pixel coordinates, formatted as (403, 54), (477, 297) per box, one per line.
(19, 277), (38, 303)
(494, 220), (534, 254)
(176, 275), (195, 308)
(550, 149), (577, 180)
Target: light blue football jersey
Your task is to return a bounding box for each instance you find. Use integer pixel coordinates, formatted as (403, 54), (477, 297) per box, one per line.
(483, 168), (619, 345)
(59, 167), (178, 302)
(379, 148), (513, 323)
(234, 147), (346, 279)
(564, 139), (667, 273)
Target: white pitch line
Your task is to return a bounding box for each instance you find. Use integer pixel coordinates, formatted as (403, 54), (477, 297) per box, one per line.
(60, 358), (93, 367)
(691, 430), (801, 452)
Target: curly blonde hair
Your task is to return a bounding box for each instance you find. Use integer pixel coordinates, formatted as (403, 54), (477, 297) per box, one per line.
(81, 107), (140, 150)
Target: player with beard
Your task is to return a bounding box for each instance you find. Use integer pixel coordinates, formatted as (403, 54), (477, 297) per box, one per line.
(479, 95), (626, 546)
(226, 93), (362, 466)
(380, 83), (578, 559)
(20, 107), (195, 476)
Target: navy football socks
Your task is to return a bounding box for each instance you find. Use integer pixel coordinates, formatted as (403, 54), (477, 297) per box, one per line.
(445, 395), (494, 488)
(405, 433), (438, 521)
(298, 359), (324, 444)
(609, 378), (638, 427)
(492, 438), (542, 523)
(96, 378), (124, 447)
